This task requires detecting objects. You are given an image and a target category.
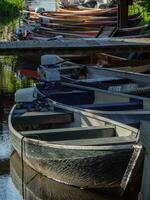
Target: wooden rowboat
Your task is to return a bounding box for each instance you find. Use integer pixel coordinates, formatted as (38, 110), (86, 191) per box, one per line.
(22, 7), (118, 17)
(20, 16), (145, 41)
(36, 80), (150, 127)
(37, 13), (142, 26)
(56, 7), (118, 16)
(61, 65), (150, 97)
(27, 23), (148, 39)
(22, 18), (144, 40)
(39, 12), (140, 21)
(32, 57), (150, 126)
(26, 27), (94, 38)
(23, 12), (142, 29)
(9, 87), (141, 191)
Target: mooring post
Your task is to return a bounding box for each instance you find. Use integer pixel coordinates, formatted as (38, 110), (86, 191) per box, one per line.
(140, 121), (150, 200)
(117, 0), (133, 28)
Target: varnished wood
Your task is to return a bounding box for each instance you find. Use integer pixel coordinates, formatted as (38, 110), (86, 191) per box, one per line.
(117, 65), (150, 73)
(96, 53), (150, 67)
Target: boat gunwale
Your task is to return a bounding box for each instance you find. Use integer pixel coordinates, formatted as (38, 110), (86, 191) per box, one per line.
(9, 102), (139, 151)
(62, 81), (150, 102)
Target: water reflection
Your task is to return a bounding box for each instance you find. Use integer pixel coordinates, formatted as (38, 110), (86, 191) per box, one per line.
(0, 54), (38, 199)
(0, 175), (22, 200)
(0, 56), (36, 94)
(10, 151), (121, 200)
(0, 18), (19, 41)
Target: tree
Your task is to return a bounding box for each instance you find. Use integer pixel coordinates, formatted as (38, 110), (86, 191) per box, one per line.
(144, 0), (150, 13)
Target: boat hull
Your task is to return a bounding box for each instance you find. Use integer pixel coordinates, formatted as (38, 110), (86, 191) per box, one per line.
(10, 129), (133, 189)
(11, 151), (118, 200)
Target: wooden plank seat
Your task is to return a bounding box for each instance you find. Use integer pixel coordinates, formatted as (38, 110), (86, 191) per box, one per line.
(21, 126), (115, 141)
(42, 89), (94, 105)
(77, 100), (143, 111)
(21, 126), (135, 146)
(49, 136), (136, 146)
(12, 111), (74, 126)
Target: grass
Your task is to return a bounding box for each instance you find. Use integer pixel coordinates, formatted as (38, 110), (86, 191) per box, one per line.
(0, 0), (24, 17)
(129, 3), (150, 33)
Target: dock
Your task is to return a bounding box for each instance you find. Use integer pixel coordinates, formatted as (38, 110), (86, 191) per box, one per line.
(0, 37), (150, 55)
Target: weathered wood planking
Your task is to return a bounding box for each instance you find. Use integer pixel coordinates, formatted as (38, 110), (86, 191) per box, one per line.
(140, 121), (150, 200)
(0, 38), (150, 55)
(117, 65), (150, 73)
(96, 53), (150, 67)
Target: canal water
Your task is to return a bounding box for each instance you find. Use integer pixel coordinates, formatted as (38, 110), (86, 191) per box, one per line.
(0, 1), (124, 200)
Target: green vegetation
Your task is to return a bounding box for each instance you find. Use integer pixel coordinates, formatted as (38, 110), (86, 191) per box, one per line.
(144, 0), (150, 13)
(0, 0), (24, 17)
(0, 56), (36, 94)
(129, 2), (150, 33)
(0, 0), (24, 38)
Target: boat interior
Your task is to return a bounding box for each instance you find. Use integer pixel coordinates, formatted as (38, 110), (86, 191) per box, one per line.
(11, 99), (137, 145)
(36, 83), (145, 109)
(59, 66), (150, 97)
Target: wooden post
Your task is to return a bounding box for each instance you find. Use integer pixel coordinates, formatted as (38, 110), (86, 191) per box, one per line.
(140, 121), (150, 200)
(117, 0), (133, 28)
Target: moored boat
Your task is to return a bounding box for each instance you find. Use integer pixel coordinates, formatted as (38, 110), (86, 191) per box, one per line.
(9, 86), (141, 191)
(14, 54), (150, 127)
(22, 6), (118, 17)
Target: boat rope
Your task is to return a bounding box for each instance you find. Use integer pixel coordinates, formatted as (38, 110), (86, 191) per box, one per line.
(21, 136), (25, 199)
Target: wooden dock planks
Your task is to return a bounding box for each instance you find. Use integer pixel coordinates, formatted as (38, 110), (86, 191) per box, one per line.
(0, 37), (150, 55)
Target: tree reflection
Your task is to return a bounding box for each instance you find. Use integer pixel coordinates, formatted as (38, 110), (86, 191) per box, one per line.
(0, 56), (36, 95)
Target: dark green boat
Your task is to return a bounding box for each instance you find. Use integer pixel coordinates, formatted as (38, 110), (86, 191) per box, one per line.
(9, 87), (141, 192)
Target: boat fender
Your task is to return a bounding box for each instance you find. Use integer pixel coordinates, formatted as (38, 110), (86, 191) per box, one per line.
(35, 7), (45, 14)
